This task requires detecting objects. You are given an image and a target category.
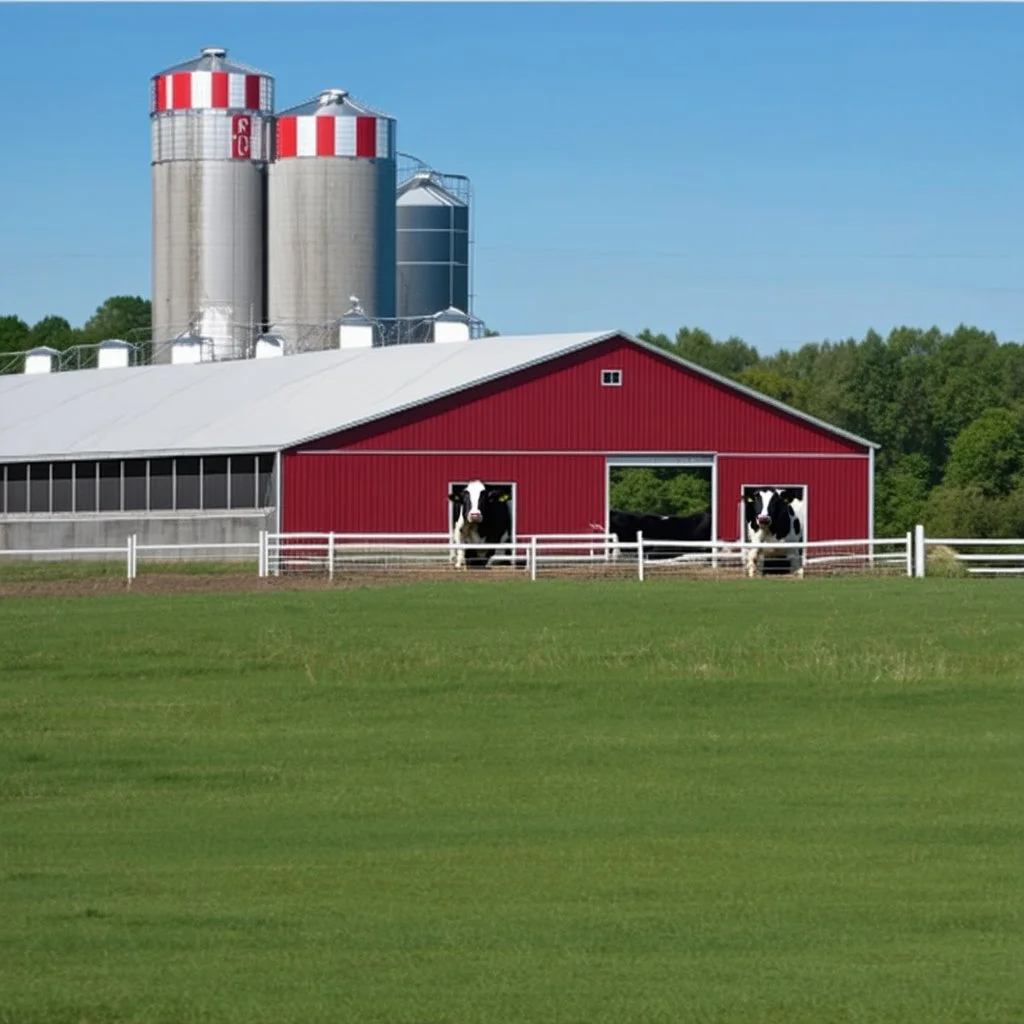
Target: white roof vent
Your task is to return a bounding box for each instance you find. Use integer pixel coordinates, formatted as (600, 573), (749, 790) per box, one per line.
(432, 306), (471, 345)
(339, 298), (376, 349)
(24, 346), (59, 374)
(171, 335), (208, 365)
(97, 339), (132, 370)
(255, 334), (285, 359)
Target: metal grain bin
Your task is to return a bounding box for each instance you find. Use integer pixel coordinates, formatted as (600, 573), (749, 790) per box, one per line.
(396, 168), (471, 319)
(150, 47), (274, 363)
(267, 89), (397, 353)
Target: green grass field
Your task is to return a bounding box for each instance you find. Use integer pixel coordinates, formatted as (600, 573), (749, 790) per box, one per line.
(1, 578), (1022, 1024)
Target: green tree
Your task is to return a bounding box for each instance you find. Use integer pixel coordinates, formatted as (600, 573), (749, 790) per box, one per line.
(637, 326), (760, 380)
(0, 315), (30, 355)
(943, 407), (1024, 497)
(27, 315), (78, 351)
(79, 296), (152, 344)
(874, 453), (931, 536)
(609, 468), (710, 517)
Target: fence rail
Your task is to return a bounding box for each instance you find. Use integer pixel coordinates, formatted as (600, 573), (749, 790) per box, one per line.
(2, 528), (1024, 583)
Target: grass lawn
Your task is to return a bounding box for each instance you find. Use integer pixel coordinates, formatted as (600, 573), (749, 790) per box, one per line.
(1, 577), (1022, 1023)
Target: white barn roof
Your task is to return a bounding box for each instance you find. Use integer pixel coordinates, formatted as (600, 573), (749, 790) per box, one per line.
(0, 330), (877, 461)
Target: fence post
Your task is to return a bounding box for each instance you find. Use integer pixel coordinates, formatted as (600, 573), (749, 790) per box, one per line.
(125, 534), (138, 581)
(257, 530), (267, 578)
(914, 524), (926, 578)
(637, 530), (645, 582)
(327, 532), (335, 581)
(905, 531), (913, 578)
(530, 536), (538, 582)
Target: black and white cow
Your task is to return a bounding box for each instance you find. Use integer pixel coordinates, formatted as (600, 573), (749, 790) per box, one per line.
(743, 488), (805, 577)
(609, 508), (713, 560)
(449, 480), (512, 569)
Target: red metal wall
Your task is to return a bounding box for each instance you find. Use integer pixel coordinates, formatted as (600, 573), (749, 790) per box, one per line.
(298, 338), (864, 456)
(716, 455), (871, 542)
(282, 336), (874, 540)
(284, 453), (606, 537)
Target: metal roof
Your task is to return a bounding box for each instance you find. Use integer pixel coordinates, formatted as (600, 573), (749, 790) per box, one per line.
(0, 331), (878, 463)
(154, 46), (271, 78)
(397, 174), (466, 207)
(278, 88), (393, 120)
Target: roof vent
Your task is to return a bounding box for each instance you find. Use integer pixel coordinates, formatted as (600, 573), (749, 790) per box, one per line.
(432, 306), (471, 345)
(319, 88), (348, 106)
(339, 296), (376, 349)
(23, 346), (59, 375)
(201, 47), (227, 59)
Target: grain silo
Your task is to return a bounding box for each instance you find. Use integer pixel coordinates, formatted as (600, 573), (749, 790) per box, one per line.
(396, 158), (472, 319)
(268, 89), (397, 352)
(150, 47), (274, 363)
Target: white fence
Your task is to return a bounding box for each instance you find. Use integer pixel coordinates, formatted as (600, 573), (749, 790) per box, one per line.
(912, 525), (1024, 578)
(2, 527), (1023, 582)
(258, 531), (913, 580)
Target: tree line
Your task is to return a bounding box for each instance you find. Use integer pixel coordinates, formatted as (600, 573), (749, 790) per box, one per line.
(3, 296), (1021, 538)
(637, 324), (1024, 540)
(0, 297), (152, 358)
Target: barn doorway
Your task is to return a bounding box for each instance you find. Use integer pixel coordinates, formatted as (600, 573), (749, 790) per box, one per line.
(446, 480), (517, 567)
(739, 483), (808, 575)
(605, 456), (716, 554)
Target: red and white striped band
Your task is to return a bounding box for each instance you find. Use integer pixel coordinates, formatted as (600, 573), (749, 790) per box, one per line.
(275, 115), (394, 159)
(151, 72), (273, 113)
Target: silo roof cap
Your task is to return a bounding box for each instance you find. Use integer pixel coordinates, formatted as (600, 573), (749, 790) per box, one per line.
(154, 46), (272, 78)
(277, 88), (394, 120)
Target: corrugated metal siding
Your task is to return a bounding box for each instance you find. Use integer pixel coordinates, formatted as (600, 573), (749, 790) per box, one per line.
(283, 453), (606, 536)
(297, 339), (865, 456)
(716, 456), (870, 542)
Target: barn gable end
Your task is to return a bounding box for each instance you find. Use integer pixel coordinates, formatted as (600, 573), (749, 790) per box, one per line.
(291, 336), (870, 456)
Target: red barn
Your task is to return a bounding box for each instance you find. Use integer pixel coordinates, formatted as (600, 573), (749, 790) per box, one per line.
(283, 330), (878, 545)
(0, 329), (877, 555)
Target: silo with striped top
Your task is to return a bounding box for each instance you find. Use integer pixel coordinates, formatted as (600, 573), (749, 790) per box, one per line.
(267, 89), (397, 352)
(150, 47), (274, 362)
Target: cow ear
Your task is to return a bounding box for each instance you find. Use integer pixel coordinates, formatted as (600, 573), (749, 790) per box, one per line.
(448, 490), (461, 502)
(498, 493), (510, 503)
(744, 496), (753, 503)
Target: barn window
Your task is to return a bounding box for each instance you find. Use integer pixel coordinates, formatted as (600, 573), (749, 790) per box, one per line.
(7, 465), (27, 513)
(257, 455), (276, 507)
(52, 463), (73, 513)
(601, 369), (622, 387)
(28, 463), (50, 513)
(149, 459), (174, 510)
(74, 461), (97, 513)
(176, 458), (201, 510)
(230, 456), (257, 509)
(98, 461), (122, 512)
(123, 460), (147, 511)
(202, 456), (229, 510)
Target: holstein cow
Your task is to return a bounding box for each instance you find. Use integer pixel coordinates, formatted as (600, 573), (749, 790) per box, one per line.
(449, 480), (512, 569)
(609, 508), (713, 561)
(743, 488), (805, 578)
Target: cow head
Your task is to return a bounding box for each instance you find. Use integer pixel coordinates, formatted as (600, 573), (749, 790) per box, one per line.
(449, 480), (508, 523)
(745, 488), (799, 538)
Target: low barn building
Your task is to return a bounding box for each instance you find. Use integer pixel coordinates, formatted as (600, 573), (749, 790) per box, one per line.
(0, 330), (877, 552)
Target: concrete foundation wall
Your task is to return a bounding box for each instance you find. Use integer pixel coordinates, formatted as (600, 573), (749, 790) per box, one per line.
(0, 509), (276, 560)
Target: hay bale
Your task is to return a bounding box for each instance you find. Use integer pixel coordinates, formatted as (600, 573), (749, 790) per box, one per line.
(927, 544), (969, 578)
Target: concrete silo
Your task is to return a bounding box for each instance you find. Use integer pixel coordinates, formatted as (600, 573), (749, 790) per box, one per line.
(267, 89), (397, 352)
(150, 47), (274, 362)
(396, 161), (471, 319)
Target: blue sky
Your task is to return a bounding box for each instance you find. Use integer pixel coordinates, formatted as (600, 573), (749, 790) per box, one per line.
(0, 1), (1021, 355)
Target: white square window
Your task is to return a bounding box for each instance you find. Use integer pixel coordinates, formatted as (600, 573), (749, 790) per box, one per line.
(601, 369), (622, 387)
